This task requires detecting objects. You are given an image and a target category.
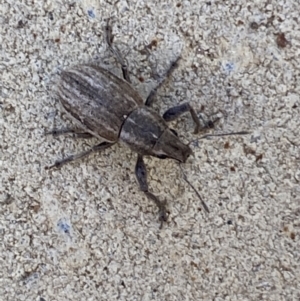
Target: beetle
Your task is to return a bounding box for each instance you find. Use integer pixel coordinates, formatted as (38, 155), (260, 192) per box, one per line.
(47, 23), (217, 226)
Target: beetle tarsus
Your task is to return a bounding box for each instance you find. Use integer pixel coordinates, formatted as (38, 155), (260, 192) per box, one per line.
(105, 19), (114, 47)
(144, 191), (168, 222)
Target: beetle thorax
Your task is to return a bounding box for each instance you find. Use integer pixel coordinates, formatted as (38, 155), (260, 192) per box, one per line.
(119, 106), (192, 162)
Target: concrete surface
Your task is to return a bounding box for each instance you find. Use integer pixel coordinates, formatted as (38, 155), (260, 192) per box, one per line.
(1, 0), (299, 300)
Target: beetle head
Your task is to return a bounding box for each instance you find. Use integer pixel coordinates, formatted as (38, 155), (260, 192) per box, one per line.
(153, 128), (193, 163)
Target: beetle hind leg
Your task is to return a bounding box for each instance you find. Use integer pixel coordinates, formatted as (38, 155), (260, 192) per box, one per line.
(46, 141), (114, 170)
(105, 20), (131, 83)
(45, 128), (94, 139)
(135, 155), (168, 228)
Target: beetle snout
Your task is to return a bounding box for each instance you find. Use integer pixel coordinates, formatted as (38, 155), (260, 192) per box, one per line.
(153, 129), (193, 163)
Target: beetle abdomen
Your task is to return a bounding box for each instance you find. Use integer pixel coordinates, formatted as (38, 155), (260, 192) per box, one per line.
(57, 64), (144, 142)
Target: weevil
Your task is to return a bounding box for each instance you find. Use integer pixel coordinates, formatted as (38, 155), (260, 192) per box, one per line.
(47, 23), (242, 226)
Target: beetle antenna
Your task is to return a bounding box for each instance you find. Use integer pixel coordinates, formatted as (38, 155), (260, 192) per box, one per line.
(179, 164), (210, 214)
(189, 131), (250, 146)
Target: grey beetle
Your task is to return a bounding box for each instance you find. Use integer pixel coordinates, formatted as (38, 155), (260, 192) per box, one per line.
(47, 23), (224, 226)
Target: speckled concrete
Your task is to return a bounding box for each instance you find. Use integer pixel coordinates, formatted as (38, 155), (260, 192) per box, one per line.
(1, 0), (299, 300)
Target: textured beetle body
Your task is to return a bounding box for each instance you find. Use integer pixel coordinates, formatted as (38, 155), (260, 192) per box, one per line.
(49, 23), (248, 225)
(57, 64), (192, 162)
(49, 26), (206, 226)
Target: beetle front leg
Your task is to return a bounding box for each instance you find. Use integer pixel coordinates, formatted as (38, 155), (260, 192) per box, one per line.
(145, 56), (181, 107)
(135, 155), (168, 227)
(46, 141), (114, 169)
(163, 102), (218, 134)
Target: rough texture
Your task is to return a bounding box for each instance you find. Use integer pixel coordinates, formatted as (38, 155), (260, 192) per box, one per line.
(1, 0), (299, 300)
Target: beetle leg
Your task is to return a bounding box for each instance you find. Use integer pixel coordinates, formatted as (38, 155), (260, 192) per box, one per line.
(105, 20), (131, 83)
(163, 102), (218, 134)
(46, 141), (114, 169)
(135, 154), (168, 227)
(45, 128), (94, 139)
(145, 56), (181, 107)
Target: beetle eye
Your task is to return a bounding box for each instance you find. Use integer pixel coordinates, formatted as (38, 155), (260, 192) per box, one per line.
(170, 128), (178, 136)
